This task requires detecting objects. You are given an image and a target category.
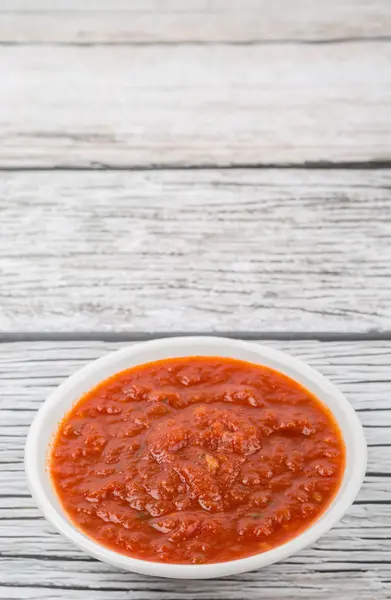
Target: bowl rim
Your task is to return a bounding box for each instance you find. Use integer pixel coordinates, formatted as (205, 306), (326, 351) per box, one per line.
(25, 336), (367, 579)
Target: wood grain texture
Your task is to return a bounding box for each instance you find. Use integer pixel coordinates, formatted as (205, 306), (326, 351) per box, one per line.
(1, 169), (391, 333)
(0, 339), (390, 599)
(1, 42), (390, 167)
(1, 0), (391, 44)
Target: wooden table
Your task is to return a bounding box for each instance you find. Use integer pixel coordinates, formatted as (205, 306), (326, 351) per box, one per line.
(0, 2), (390, 598)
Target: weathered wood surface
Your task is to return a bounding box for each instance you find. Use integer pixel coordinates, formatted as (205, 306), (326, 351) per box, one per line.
(1, 1), (390, 166)
(1, 0), (391, 44)
(1, 169), (391, 333)
(1, 0), (391, 596)
(0, 339), (390, 599)
(1, 41), (390, 167)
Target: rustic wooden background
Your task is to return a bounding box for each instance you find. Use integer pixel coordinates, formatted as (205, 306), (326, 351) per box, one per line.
(0, 1), (390, 599)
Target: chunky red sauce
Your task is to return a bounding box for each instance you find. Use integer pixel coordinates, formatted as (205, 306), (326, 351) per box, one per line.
(50, 357), (345, 564)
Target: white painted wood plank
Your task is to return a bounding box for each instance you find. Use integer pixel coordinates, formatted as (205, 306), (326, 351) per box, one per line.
(0, 340), (390, 599)
(1, 0), (390, 43)
(0, 557), (390, 599)
(0, 43), (390, 167)
(1, 170), (391, 333)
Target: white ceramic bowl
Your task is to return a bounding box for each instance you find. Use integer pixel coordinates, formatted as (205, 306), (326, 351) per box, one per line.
(25, 336), (367, 579)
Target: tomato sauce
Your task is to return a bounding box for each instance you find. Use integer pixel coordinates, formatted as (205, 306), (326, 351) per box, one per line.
(50, 357), (345, 564)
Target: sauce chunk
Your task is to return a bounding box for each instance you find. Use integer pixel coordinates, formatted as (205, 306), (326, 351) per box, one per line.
(50, 357), (345, 564)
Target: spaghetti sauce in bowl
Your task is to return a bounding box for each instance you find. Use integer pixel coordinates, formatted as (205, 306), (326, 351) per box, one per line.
(51, 358), (345, 564)
(26, 338), (366, 578)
